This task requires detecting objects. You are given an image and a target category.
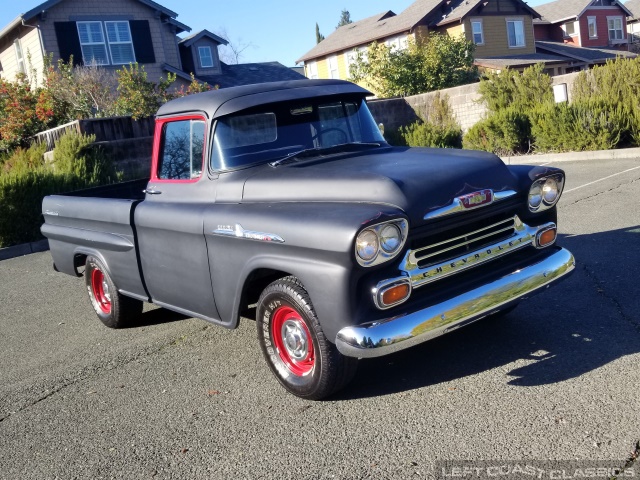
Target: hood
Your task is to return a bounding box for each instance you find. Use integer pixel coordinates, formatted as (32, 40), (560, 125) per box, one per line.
(237, 147), (519, 226)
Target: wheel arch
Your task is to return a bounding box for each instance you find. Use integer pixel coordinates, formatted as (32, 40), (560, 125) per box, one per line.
(226, 255), (352, 341)
(236, 267), (293, 321)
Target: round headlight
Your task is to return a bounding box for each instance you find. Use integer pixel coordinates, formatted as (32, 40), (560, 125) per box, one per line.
(542, 178), (559, 204)
(356, 229), (379, 262)
(379, 224), (401, 253)
(529, 183), (543, 210)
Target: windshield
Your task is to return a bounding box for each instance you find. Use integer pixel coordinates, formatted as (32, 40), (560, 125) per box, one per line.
(211, 97), (385, 170)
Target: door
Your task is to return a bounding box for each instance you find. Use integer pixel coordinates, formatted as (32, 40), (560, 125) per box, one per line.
(135, 115), (220, 321)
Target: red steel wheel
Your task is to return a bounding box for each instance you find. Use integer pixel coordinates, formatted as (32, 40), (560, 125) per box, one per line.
(85, 255), (143, 329)
(91, 268), (112, 314)
(257, 276), (358, 400)
(271, 306), (315, 376)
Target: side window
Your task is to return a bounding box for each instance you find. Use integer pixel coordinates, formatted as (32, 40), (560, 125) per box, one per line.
(157, 119), (206, 181)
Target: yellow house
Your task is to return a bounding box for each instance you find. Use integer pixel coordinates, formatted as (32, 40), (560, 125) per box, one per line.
(297, 0), (548, 80)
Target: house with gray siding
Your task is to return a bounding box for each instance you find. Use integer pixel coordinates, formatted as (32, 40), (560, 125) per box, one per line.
(0, 0), (303, 88)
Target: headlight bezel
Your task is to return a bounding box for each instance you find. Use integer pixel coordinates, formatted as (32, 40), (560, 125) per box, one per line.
(528, 173), (565, 212)
(355, 219), (409, 267)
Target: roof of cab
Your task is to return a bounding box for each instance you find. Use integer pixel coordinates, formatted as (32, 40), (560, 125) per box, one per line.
(155, 79), (371, 119)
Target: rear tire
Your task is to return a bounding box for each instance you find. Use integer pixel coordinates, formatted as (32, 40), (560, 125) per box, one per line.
(256, 276), (357, 400)
(85, 256), (143, 328)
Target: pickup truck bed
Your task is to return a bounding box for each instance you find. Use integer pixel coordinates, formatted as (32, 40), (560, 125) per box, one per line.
(42, 178), (150, 302)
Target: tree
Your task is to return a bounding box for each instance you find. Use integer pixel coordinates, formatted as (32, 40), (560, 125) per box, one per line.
(42, 56), (118, 122)
(348, 34), (477, 98)
(336, 9), (353, 28)
(0, 73), (53, 151)
(215, 27), (255, 65)
(113, 64), (176, 119)
(315, 23), (325, 44)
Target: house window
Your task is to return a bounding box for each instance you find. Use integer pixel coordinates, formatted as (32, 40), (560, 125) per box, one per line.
(608, 17), (624, 41)
(328, 55), (339, 79)
(77, 21), (110, 65)
(564, 21), (577, 36)
(588, 17), (597, 38)
(105, 21), (135, 65)
(506, 19), (526, 47)
(14, 39), (25, 74)
(471, 19), (484, 45)
(306, 61), (318, 79)
(198, 46), (214, 68)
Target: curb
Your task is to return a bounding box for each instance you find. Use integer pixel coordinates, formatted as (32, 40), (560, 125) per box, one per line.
(500, 147), (640, 165)
(0, 239), (50, 261)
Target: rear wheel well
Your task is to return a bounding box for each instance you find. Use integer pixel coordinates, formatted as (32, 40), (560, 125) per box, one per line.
(239, 269), (291, 320)
(74, 254), (88, 276)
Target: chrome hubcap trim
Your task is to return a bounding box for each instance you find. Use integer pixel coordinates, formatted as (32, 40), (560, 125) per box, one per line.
(282, 319), (308, 360)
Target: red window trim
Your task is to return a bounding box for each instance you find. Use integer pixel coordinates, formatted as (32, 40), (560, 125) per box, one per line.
(151, 114), (207, 184)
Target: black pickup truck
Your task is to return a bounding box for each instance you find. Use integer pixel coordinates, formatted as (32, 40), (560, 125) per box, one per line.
(42, 79), (575, 399)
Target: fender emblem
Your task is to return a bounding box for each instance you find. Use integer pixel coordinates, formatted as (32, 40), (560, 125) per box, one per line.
(212, 224), (285, 243)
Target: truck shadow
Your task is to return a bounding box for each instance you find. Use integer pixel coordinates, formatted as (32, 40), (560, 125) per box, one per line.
(338, 227), (640, 400)
(124, 308), (190, 328)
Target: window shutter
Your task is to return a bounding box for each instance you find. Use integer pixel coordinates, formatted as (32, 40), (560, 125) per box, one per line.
(54, 22), (83, 66)
(130, 20), (156, 64)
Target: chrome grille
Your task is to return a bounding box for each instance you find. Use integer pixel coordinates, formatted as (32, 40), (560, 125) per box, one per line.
(413, 217), (516, 268)
(403, 215), (537, 289)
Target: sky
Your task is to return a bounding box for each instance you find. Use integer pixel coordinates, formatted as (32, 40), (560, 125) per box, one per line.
(0, 0), (557, 67)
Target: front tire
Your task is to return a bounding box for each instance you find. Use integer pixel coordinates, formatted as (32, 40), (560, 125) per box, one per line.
(256, 277), (357, 400)
(85, 256), (143, 328)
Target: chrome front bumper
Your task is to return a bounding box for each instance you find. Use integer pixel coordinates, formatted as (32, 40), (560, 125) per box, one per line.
(335, 247), (575, 358)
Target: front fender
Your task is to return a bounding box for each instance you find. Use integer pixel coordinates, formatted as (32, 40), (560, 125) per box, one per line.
(203, 202), (406, 339)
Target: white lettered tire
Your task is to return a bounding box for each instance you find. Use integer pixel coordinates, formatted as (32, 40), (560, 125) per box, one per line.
(256, 276), (357, 400)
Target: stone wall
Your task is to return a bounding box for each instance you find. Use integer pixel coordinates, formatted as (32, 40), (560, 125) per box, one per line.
(367, 72), (581, 134)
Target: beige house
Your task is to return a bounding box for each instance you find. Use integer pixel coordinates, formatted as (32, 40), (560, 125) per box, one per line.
(0, 0), (304, 88)
(296, 0), (544, 80)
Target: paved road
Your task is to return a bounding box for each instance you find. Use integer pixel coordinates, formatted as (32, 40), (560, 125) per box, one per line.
(1, 158), (639, 479)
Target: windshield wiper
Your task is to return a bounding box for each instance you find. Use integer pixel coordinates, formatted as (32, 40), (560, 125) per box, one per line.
(269, 142), (382, 167)
(269, 147), (320, 167)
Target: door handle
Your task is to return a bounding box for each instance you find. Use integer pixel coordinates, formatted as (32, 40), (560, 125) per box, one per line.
(144, 188), (162, 195)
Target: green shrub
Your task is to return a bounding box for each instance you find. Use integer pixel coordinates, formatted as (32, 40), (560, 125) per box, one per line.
(530, 100), (629, 152)
(398, 92), (462, 148)
(478, 63), (553, 113)
(2, 142), (47, 175)
(401, 121), (462, 148)
(52, 131), (116, 182)
(572, 57), (640, 107)
(463, 109), (532, 155)
(0, 132), (118, 247)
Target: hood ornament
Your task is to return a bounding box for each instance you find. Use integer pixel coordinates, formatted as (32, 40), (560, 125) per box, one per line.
(424, 189), (517, 220)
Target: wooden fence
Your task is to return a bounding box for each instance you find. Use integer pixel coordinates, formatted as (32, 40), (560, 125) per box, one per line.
(33, 116), (155, 152)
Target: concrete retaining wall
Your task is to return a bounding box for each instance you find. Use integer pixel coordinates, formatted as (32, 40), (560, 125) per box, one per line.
(368, 71), (581, 133)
